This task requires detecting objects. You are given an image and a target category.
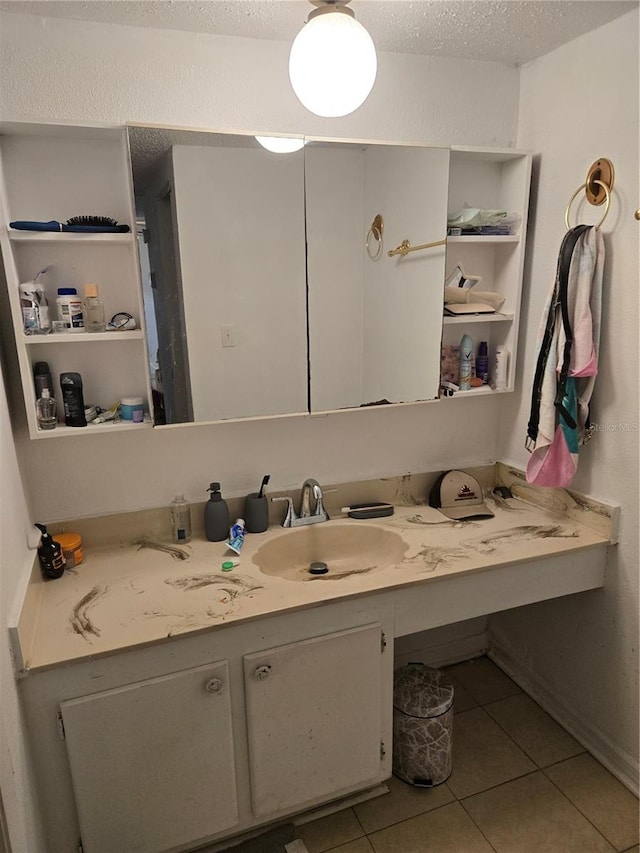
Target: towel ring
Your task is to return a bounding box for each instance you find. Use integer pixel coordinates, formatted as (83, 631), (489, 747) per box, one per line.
(565, 179), (610, 231)
(366, 214), (384, 260)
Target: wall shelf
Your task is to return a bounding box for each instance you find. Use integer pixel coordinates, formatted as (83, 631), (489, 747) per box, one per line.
(0, 123), (153, 439)
(443, 147), (532, 394)
(32, 420), (152, 439)
(8, 231), (134, 245)
(443, 313), (514, 325)
(23, 331), (144, 344)
(447, 235), (520, 244)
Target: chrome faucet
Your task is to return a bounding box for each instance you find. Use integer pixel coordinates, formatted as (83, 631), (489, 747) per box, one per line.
(272, 478), (330, 527)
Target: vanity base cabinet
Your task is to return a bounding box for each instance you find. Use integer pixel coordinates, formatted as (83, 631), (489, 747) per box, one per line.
(19, 600), (394, 853)
(59, 661), (238, 853)
(245, 623), (384, 818)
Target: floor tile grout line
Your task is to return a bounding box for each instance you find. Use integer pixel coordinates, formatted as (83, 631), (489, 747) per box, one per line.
(456, 766), (542, 803)
(456, 794), (502, 853)
(540, 765), (629, 851)
(453, 704), (538, 782)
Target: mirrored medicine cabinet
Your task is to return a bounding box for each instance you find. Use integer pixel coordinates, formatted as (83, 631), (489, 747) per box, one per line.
(0, 121), (530, 438)
(127, 125), (451, 426)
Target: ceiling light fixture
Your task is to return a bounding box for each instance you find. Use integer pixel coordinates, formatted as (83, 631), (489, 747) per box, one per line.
(289, 0), (377, 118)
(255, 136), (306, 153)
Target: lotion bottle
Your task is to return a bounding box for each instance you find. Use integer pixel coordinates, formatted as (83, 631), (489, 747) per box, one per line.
(204, 482), (231, 542)
(494, 346), (509, 390)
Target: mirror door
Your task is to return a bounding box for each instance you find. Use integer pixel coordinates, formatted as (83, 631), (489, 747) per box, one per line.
(306, 141), (449, 412)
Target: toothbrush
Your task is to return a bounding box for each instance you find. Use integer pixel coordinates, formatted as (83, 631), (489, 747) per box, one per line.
(257, 474), (270, 498)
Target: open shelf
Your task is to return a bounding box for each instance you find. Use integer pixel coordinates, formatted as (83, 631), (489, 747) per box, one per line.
(23, 331), (144, 344)
(447, 235), (520, 244)
(32, 420), (152, 439)
(443, 312), (514, 325)
(8, 231), (134, 245)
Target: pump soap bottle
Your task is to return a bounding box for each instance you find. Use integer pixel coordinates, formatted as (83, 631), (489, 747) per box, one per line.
(35, 523), (66, 579)
(205, 482), (231, 542)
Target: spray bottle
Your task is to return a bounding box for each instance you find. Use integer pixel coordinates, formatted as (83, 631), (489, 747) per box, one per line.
(459, 334), (474, 390)
(20, 267), (51, 334)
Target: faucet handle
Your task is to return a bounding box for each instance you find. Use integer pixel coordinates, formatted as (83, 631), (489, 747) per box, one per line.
(271, 496), (296, 528)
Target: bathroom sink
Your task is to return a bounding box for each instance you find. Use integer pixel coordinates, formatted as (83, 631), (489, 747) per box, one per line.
(252, 522), (408, 581)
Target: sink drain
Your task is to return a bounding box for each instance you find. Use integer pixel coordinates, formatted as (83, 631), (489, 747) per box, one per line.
(308, 561), (329, 575)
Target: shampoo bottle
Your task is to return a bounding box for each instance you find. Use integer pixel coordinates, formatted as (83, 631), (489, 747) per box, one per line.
(35, 523), (66, 579)
(204, 482), (231, 542)
(459, 334), (473, 391)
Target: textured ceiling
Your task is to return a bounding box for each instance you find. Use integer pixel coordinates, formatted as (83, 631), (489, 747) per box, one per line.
(0, 0), (636, 65)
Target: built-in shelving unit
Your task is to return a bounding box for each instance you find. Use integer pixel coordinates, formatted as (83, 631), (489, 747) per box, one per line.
(0, 121), (153, 438)
(442, 146), (532, 395)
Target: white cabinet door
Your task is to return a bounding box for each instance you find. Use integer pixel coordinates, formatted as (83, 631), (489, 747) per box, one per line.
(60, 661), (238, 853)
(244, 623), (384, 817)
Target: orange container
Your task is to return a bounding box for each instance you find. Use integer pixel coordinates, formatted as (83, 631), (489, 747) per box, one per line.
(55, 532), (83, 568)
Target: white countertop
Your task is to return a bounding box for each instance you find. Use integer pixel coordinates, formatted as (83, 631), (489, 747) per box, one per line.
(17, 494), (610, 673)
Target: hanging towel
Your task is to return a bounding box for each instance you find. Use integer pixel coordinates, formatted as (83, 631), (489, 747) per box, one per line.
(525, 225), (604, 487)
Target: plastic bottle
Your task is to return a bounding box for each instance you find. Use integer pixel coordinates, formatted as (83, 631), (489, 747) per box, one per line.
(20, 275), (51, 334)
(56, 288), (84, 332)
(36, 388), (57, 430)
(33, 361), (54, 399)
(59, 372), (87, 427)
(476, 341), (489, 385)
(170, 494), (192, 543)
(204, 482), (231, 542)
(35, 523), (66, 579)
(459, 334), (473, 391)
(226, 518), (246, 556)
(494, 346), (509, 390)
(83, 284), (106, 333)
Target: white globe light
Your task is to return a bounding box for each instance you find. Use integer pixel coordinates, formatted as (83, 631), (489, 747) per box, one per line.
(289, 8), (377, 118)
(255, 136), (306, 153)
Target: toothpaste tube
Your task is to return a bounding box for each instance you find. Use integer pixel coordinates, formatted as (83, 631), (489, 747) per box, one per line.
(226, 518), (246, 556)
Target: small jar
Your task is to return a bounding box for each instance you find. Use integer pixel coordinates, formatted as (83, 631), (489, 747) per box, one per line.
(55, 532), (84, 568)
(120, 396), (144, 422)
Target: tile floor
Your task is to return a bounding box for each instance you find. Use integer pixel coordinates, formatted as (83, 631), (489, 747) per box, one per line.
(295, 657), (639, 853)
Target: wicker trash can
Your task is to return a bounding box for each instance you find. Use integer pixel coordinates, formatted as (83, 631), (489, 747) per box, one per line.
(393, 663), (454, 787)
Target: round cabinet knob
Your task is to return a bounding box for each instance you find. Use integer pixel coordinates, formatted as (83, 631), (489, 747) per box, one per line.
(204, 678), (223, 694)
(255, 665), (271, 681)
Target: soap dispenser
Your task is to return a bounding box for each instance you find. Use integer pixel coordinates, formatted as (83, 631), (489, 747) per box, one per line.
(35, 523), (66, 579)
(205, 482), (231, 542)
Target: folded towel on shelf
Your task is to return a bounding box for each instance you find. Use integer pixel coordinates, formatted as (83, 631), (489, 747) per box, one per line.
(444, 286), (506, 312)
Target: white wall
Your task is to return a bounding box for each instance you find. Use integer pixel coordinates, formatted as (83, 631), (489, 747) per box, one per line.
(0, 360), (46, 853)
(493, 9), (639, 789)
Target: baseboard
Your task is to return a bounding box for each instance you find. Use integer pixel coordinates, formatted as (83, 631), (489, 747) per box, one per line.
(489, 639), (639, 796)
(394, 629), (488, 670)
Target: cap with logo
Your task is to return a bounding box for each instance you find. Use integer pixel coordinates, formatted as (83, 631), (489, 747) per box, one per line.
(428, 470), (495, 520)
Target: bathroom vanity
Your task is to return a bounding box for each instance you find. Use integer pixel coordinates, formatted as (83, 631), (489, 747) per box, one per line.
(12, 469), (614, 853)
